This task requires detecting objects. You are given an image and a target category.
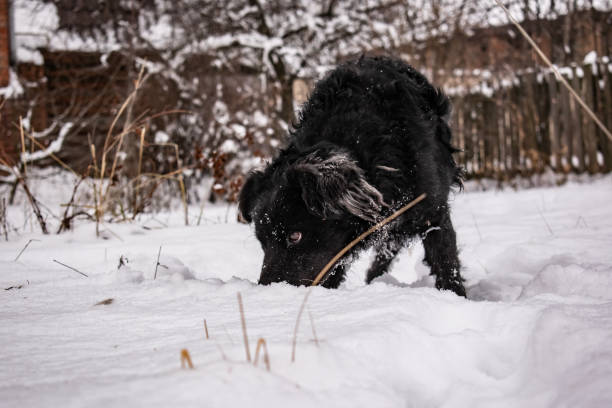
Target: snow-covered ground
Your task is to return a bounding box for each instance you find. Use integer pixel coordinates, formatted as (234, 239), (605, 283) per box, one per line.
(1, 176), (612, 407)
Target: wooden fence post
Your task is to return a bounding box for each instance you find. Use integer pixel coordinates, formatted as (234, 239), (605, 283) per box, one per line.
(582, 63), (599, 174)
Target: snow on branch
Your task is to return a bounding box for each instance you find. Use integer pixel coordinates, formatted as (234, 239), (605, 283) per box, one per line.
(21, 123), (73, 163)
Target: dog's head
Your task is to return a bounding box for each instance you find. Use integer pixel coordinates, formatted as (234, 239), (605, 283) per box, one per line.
(239, 145), (385, 287)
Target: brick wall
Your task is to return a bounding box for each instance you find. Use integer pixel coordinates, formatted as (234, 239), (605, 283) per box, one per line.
(0, 0), (10, 87)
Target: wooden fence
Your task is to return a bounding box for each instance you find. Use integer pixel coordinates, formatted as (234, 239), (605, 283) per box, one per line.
(449, 59), (612, 179)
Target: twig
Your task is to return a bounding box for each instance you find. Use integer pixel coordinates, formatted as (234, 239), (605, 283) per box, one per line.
(493, 0), (612, 143)
(53, 259), (89, 277)
(253, 338), (270, 371)
(574, 216), (589, 229)
(204, 319), (210, 339)
(5, 282), (28, 291)
(19, 116), (27, 174)
(57, 176), (86, 234)
(237, 292), (251, 362)
(536, 206), (554, 236)
(308, 310), (319, 347)
(154, 245), (164, 279)
(1, 198), (9, 241)
(14, 239), (39, 262)
(291, 193), (426, 362)
(133, 127), (146, 214)
(197, 199), (206, 226)
(6, 165), (49, 235)
(180, 349), (194, 369)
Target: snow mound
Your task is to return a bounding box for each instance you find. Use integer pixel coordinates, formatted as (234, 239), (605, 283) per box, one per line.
(520, 262), (612, 300)
(2, 176), (612, 407)
(103, 253), (196, 284)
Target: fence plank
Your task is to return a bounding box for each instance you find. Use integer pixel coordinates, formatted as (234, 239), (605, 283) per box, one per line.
(570, 67), (585, 172)
(448, 60), (610, 179)
(559, 72), (573, 172)
(598, 62), (612, 171)
(582, 65), (599, 173)
(547, 71), (561, 171)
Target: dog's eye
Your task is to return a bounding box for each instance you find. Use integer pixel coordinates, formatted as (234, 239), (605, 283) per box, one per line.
(287, 231), (302, 245)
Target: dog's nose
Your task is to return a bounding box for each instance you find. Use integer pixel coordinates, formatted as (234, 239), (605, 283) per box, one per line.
(258, 263), (278, 285)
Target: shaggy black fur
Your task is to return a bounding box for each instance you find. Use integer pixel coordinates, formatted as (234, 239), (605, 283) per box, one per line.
(239, 56), (466, 296)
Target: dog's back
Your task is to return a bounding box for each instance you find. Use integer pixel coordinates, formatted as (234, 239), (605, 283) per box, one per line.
(291, 55), (462, 207)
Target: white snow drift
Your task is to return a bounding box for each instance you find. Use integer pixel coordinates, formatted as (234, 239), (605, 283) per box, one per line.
(1, 176), (612, 407)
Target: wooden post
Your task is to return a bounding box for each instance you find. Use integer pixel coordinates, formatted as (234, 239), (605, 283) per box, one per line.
(570, 66), (585, 172)
(581, 63), (599, 174)
(560, 71), (573, 172)
(0, 0), (10, 87)
(599, 61), (612, 172)
(547, 71), (561, 172)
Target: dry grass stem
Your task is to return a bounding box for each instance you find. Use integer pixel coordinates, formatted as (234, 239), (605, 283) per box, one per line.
(308, 311), (319, 347)
(138, 128), (146, 174)
(537, 206), (554, 236)
(237, 292), (251, 362)
(0, 154), (49, 235)
(291, 193), (427, 362)
(196, 199), (206, 226)
(253, 338), (270, 371)
(19, 117), (27, 174)
(150, 142), (189, 225)
(14, 239), (39, 262)
(53, 259), (88, 277)
(180, 349), (194, 369)
(154, 246), (163, 279)
(57, 177), (86, 234)
(15, 175), (48, 234)
(203, 319), (210, 339)
(0, 198), (8, 241)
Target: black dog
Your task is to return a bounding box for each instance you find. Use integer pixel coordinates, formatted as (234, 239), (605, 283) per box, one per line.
(239, 56), (466, 296)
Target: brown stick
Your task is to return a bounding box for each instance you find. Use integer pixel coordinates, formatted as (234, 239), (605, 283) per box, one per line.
(253, 338), (270, 371)
(237, 292), (251, 362)
(291, 193), (427, 362)
(180, 349), (194, 369)
(203, 319), (209, 339)
(19, 117), (27, 174)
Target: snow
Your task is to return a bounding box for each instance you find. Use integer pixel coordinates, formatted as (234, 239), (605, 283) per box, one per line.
(1, 175), (612, 406)
(0, 69), (24, 98)
(583, 50), (598, 65)
(154, 130), (170, 144)
(21, 122), (72, 162)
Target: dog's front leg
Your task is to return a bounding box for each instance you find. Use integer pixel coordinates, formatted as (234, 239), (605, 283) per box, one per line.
(422, 213), (466, 297)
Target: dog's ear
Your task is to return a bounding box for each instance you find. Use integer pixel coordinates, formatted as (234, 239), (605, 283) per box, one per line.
(238, 170), (266, 223)
(289, 151), (385, 222)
